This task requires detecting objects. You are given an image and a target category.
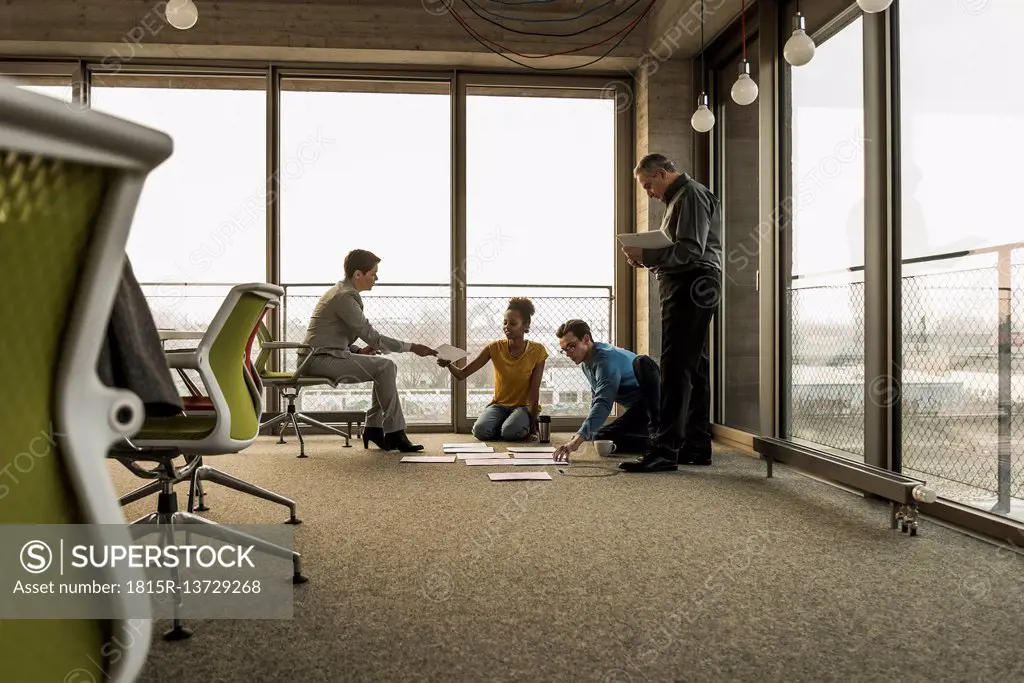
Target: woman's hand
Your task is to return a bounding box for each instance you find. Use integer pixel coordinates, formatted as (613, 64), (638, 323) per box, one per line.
(437, 358), (452, 368)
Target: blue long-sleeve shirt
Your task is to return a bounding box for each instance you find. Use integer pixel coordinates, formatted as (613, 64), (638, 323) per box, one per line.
(578, 342), (643, 440)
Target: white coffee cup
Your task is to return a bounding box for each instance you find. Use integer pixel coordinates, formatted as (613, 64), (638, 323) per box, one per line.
(595, 440), (617, 456)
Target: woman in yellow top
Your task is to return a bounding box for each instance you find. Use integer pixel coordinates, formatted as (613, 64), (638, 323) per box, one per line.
(439, 297), (548, 441)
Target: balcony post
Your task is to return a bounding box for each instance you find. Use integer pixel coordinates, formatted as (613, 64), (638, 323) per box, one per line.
(995, 246), (1012, 513)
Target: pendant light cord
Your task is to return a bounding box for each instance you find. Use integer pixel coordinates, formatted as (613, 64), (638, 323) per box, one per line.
(700, 0), (705, 94)
(741, 0), (746, 61)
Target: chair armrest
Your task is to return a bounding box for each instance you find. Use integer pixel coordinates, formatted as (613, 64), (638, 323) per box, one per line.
(166, 353), (200, 370)
(261, 342), (312, 350)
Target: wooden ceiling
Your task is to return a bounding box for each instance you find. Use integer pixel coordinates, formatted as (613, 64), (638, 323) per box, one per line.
(0, 0), (748, 72)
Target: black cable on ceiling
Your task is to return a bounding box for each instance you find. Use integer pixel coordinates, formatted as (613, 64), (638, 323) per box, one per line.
(460, 0), (645, 39)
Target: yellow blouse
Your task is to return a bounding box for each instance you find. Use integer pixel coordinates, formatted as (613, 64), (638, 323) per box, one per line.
(487, 339), (548, 409)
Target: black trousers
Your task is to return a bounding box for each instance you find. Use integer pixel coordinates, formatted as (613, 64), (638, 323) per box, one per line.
(594, 355), (661, 454)
(655, 266), (720, 455)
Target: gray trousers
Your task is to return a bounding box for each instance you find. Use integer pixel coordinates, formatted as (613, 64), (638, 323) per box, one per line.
(302, 353), (405, 433)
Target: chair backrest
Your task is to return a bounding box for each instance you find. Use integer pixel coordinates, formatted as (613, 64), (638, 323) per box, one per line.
(244, 307), (269, 401)
(0, 80), (172, 683)
(192, 283), (283, 446)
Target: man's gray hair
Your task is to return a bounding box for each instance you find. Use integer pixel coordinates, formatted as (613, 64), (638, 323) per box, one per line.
(634, 153), (676, 175)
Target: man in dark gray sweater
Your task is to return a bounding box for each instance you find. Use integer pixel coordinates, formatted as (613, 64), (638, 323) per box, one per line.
(620, 154), (723, 472)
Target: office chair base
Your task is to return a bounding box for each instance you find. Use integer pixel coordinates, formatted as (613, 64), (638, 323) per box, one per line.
(192, 464), (300, 523)
(131, 490), (308, 639)
(261, 406), (354, 458)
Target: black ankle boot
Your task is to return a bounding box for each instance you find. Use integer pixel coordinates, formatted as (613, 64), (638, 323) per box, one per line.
(384, 430), (423, 453)
(362, 427), (388, 450)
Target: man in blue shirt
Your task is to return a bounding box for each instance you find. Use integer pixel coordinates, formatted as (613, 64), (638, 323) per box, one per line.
(551, 319), (667, 468)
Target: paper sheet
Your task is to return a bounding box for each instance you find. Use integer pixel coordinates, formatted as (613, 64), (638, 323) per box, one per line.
(443, 443), (485, 448)
(435, 344), (469, 363)
(465, 458), (556, 466)
(506, 447), (557, 454)
(616, 230), (673, 250)
(456, 452), (508, 460)
(442, 446), (494, 453)
(400, 455), (457, 463)
(488, 472), (553, 481)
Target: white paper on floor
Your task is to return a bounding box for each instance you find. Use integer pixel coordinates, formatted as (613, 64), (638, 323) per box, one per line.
(455, 452), (510, 460)
(400, 455), (457, 463)
(465, 458), (558, 466)
(506, 447), (557, 454)
(488, 472), (553, 481)
(442, 446), (494, 453)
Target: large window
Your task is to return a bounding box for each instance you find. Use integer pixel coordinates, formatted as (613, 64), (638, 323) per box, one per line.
(716, 41), (761, 434)
(465, 87), (616, 419)
(898, 0), (1024, 520)
(783, 17), (865, 455)
(89, 74), (267, 333)
(279, 79), (452, 423)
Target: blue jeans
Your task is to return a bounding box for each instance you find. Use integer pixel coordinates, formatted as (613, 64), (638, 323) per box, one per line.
(472, 404), (532, 441)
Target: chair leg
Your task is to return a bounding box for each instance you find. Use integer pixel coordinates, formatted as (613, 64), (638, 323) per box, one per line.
(194, 465), (301, 524)
(295, 412), (352, 447)
(170, 511), (308, 583)
(260, 411), (290, 441)
(289, 412), (307, 458)
(120, 480), (162, 507)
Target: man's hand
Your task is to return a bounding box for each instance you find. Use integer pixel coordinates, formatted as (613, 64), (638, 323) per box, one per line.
(410, 343), (438, 358)
(357, 346), (380, 355)
(553, 434), (585, 463)
(622, 245), (644, 269)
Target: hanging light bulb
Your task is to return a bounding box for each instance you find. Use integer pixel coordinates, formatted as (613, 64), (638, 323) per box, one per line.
(166, 0), (199, 30)
(731, 2), (757, 105)
(691, 93), (715, 133)
(731, 60), (758, 106)
(784, 12), (815, 67)
(857, 0), (894, 12)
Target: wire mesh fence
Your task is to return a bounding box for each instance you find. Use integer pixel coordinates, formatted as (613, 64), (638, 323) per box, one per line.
(787, 281), (866, 455)
(787, 253), (1023, 510)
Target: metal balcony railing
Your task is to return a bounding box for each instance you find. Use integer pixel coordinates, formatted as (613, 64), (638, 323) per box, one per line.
(786, 241), (1023, 514)
(140, 281), (614, 424)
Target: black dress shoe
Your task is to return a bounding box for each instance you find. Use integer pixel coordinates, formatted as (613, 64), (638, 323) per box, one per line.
(384, 430), (424, 453)
(678, 441), (712, 466)
(362, 427), (389, 450)
(618, 455), (678, 473)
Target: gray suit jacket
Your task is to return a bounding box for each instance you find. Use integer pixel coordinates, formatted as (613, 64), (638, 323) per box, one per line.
(300, 280), (410, 359)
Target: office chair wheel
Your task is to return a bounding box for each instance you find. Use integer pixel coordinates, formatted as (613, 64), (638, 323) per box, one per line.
(163, 624), (194, 641)
(285, 516), (302, 525)
(293, 572), (309, 585)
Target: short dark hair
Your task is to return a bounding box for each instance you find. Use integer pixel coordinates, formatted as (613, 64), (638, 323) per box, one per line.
(556, 319), (592, 341)
(344, 249), (381, 279)
(634, 153), (676, 176)
(506, 297), (535, 326)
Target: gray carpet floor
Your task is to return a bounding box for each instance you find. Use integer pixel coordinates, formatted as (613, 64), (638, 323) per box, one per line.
(110, 434), (1024, 683)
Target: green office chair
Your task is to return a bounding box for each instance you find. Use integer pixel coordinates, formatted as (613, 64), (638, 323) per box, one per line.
(0, 79), (171, 683)
(254, 321), (364, 458)
(108, 282), (308, 640)
(116, 298), (300, 522)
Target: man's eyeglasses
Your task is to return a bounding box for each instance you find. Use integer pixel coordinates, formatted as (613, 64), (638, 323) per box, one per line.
(559, 341), (578, 356)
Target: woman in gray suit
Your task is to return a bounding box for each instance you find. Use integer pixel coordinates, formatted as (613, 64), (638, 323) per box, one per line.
(298, 249), (437, 452)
